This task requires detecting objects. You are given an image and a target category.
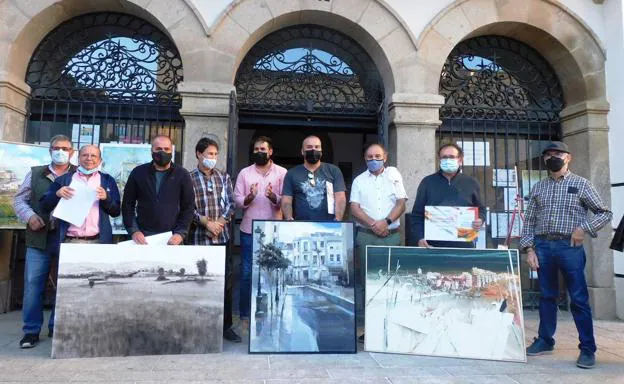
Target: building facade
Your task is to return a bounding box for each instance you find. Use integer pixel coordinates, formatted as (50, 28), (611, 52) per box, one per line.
(0, 0), (622, 319)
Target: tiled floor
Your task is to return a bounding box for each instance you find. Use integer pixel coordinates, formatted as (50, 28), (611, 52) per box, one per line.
(1, 310), (623, 383)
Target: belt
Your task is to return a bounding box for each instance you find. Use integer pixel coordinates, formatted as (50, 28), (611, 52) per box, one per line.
(65, 235), (99, 241)
(357, 227), (400, 237)
(535, 234), (571, 241)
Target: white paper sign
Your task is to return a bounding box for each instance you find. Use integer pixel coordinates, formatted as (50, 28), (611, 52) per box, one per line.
(52, 180), (97, 226)
(424, 206), (479, 242)
(326, 181), (335, 215)
(503, 188), (519, 211)
(493, 169), (517, 187)
(490, 213), (522, 238)
(457, 141), (490, 167)
(118, 232), (173, 245)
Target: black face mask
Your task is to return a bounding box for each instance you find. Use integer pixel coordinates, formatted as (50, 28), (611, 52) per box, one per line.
(152, 150), (172, 167)
(304, 150), (322, 164)
(252, 151), (270, 166)
(545, 156), (565, 172)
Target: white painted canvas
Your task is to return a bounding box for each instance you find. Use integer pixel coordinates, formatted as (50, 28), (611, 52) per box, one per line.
(364, 246), (526, 363)
(52, 244), (225, 358)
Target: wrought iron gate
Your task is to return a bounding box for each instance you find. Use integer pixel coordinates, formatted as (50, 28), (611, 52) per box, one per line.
(24, 13), (184, 157)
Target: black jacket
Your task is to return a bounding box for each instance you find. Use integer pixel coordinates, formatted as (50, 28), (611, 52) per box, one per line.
(122, 162), (194, 238)
(611, 215), (624, 252)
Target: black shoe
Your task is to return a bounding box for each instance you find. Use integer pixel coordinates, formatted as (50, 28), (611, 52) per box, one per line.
(223, 328), (242, 343)
(526, 337), (554, 356)
(358, 334), (365, 343)
(19, 334), (40, 349)
(576, 351), (596, 369)
(48, 329), (53, 338)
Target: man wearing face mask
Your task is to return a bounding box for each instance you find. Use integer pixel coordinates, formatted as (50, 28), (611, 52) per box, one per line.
(350, 143), (407, 342)
(122, 135), (194, 245)
(187, 137), (241, 342)
(40, 145), (120, 245)
(281, 135), (346, 221)
(520, 141), (612, 369)
(408, 143), (485, 248)
(13, 134), (76, 348)
(233, 136), (286, 320)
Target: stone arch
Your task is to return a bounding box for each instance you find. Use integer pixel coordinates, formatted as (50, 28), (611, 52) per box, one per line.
(205, 0), (420, 96)
(415, 0), (607, 107)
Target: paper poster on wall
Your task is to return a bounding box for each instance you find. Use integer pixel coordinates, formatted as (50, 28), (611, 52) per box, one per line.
(457, 141), (490, 167)
(493, 169), (517, 187)
(503, 188), (519, 211)
(71, 124), (100, 147)
(521, 170), (548, 200)
(490, 213), (522, 238)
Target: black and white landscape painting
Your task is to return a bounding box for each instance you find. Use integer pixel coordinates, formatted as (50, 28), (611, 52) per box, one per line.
(52, 244), (225, 358)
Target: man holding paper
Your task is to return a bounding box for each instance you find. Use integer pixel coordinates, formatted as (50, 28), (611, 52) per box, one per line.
(40, 145), (120, 245)
(409, 143), (485, 248)
(13, 134), (75, 348)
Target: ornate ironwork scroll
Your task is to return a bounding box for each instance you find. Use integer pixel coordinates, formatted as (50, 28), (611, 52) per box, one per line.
(235, 25), (383, 115)
(440, 36), (563, 122)
(26, 13), (183, 106)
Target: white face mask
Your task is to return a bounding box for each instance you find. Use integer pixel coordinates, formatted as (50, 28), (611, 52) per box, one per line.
(51, 150), (70, 165)
(202, 157), (217, 170)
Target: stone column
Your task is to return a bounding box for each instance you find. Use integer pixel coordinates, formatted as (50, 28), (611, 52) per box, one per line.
(388, 93), (445, 243)
(560, 99), (615, 319)
(178, 82), (234, 170)
(0, 79), (30, 142)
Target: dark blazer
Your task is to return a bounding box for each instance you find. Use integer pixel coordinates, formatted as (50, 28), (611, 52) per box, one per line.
(40, 171), (121, 245)
(121, 162), (194, 238)
(611, 215), (624, 252)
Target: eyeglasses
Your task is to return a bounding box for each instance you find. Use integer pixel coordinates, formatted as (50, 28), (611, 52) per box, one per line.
(440, 155), (460, 160)
(52, 146), (71, 151)
(307, 172), (315, 187)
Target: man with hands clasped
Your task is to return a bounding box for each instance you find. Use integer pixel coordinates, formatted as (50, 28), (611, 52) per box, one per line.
(520, 141), (612, 369)
(234, 136), (286, 320)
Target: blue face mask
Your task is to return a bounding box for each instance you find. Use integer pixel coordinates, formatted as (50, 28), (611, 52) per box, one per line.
(78, 165), (97, 175)
(440, 158), (460, 173)
(366, 159), (384, 173)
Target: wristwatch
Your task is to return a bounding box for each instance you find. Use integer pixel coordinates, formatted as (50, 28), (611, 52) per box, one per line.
(385, 217), (392, 225)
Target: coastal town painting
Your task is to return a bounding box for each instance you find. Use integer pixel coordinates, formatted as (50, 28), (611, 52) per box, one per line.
(364, 246), (526, 362)
(249, 220), (356, 353)
(0, 141), (50, 229)
(52, 244), (226, 358)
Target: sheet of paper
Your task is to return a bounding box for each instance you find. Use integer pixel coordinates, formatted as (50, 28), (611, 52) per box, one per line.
(424, 206), (478, 242)
(326, 181), (335, 215)
(118, 231), (173, 245)
(493, 168), (517, 187)
(52, 180), (97, 227)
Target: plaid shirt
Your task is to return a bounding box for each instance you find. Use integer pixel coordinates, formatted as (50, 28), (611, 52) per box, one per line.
(519, 171), (612, 249)
(189, 168), (235, 245)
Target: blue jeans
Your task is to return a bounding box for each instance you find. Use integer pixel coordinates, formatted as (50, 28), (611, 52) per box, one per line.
(22, 247), (56, 335)
(239, 231), (253, 318)
(535, 239), (596, 353)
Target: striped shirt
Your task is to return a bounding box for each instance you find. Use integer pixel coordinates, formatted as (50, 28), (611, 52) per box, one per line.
(188, 168), (235, 245)
(13, 165), (65, 223)
(519, 171), (612, 249)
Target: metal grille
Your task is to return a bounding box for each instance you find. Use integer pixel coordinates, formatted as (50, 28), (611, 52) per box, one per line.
(24, 12), (184, 155)
(234, 25), (383, 117)
(438, 35), (566, 308)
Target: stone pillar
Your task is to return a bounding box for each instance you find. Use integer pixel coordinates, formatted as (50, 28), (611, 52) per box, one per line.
(388, 93), (445, 244)
(560, 99), (615, 319)
(178, 82), (233, 170)
(0, 79), (30, 142)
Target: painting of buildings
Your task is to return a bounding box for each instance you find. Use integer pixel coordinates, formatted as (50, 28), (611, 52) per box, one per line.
(52, 244), (225, 358)
(365, 246), (526, 362)
(249, 220), (355, 353)
(0, 141), (50, 228)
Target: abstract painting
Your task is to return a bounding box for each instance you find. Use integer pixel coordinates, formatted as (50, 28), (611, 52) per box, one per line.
(365, 246), (526, 362)
(0, 141), (50, 228)
(249, 220), (356, 353)
(52, 244), (225, 358)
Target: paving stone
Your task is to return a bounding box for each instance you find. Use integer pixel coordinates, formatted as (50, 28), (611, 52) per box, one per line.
(510, 373), (624, 384)
(389, 375), (520, 384)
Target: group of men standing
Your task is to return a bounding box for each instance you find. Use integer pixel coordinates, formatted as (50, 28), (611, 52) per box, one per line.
(13, 134), (613, 369)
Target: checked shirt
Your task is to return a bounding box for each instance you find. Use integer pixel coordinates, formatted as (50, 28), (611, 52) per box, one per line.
(519, 171), (612, 249)
(189, 168), (235, 245)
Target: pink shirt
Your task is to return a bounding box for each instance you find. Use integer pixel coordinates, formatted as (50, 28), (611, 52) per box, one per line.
(66, 171), (101, 237)
(234, 163), (287, 234)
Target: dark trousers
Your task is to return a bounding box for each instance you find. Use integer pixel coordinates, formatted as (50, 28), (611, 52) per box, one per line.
(239, 231), (253, 318)
(535, 238), (596, 353)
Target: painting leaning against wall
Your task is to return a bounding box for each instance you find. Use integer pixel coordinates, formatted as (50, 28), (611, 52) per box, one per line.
(0, 141), (50, 229)
(365, 246), (526, 363)
(249, 220), (356, 353)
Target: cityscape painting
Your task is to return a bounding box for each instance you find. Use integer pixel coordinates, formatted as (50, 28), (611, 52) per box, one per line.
(364, 246), (526, 362)
(0, 141), (50, 228)
(52, 244), (225, 358)
(249, 220), (356, 353)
